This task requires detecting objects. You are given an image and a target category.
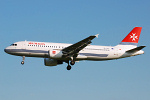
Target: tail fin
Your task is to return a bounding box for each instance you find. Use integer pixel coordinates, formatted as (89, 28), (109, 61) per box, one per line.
(119, 27), (142, 45)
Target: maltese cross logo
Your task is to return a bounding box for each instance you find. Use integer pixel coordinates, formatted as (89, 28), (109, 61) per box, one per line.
(130, 33), (138, 41)
(52, 51), (56, 54)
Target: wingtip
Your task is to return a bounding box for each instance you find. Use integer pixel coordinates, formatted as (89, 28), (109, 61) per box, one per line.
(95, 34), (99, 38)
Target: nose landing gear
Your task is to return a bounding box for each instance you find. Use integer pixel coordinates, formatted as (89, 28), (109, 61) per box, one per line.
(21, 56), (25, 65)
(21, 61), (24, 65)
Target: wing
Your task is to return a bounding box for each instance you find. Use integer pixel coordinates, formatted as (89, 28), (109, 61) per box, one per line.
(62, 34), (99, 58)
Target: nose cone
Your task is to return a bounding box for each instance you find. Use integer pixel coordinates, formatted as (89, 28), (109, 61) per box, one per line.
(4, 48), (7, 53)
(4, 47), (10, 53)
(4, 48), (8, 53)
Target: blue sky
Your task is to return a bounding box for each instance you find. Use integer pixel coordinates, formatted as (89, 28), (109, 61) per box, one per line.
(0, 0), (150, 100)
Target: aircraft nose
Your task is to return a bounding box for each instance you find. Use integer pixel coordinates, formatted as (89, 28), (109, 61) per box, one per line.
(4, 48), (8, 53)
(4, 47), (10, 53)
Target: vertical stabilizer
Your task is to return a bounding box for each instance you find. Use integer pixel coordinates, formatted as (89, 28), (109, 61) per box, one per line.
(119, 27), (142, 45)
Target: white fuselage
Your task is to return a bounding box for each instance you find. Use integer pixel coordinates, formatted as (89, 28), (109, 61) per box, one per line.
(4, 41), (144, 61)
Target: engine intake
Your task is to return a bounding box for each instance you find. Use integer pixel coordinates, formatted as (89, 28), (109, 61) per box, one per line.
(44, 58), (63, 66)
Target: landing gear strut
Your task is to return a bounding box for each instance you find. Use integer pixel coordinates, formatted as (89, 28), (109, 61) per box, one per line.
(21, 56), (25, 65)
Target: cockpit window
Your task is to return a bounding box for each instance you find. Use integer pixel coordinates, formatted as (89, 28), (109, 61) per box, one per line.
(10, 44), (17, 46)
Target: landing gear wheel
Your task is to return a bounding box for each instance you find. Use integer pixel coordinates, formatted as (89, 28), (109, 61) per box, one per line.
(70, 61), (75, 65)
(21, 61), (24, 65)
(67, 65), (71, 70)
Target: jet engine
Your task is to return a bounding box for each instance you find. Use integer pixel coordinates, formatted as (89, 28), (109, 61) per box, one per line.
(44, 58), (63, 66)
(48, 50), (63, 59)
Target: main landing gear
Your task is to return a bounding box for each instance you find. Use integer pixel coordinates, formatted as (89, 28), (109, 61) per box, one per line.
(21, 56), (25, 65)
(70, 60), (75, 65)
(66, 60), (75, 70)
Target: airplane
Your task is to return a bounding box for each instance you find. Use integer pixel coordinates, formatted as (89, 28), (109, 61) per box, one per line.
(4, 27), (146, 70)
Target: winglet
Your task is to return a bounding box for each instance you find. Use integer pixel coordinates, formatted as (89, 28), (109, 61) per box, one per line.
(95, 34), (99, 38)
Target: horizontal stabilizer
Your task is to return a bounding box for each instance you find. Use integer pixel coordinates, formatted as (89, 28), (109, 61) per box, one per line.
(126, 46), (146, 53)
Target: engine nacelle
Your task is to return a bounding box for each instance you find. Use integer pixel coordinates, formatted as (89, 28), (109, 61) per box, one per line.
(44, 58), (63, 66)
(48, 50), (63, 59)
